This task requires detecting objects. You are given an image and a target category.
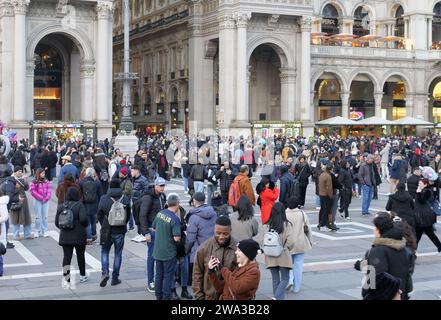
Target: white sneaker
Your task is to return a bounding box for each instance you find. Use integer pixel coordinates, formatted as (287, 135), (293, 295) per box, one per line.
(315, 207), (320, 210)
(345, 217), (352, 221)
(43, 232), (49, 238)
(61, 277), (70, 289)
(80, 275), (88, 283)
(135, 235), (146, 243)
(131, 235), (141, 242)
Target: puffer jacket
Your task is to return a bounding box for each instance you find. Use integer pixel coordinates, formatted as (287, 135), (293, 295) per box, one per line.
(55, 201), (89, 246)
(414, 188), (436, 227)
(192, 237), (238, 300)
(386, 190), (414, 214)
(259, 187), (279, 224)
(0, 195), (10, 246)
(30, 179), (51, 203)
(185, 204), (217, 263)
(139, 186), (166, 234)
(132, 174), (148, 202)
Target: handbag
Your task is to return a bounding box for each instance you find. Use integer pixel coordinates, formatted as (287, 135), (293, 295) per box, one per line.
(431, 199), (441, 216)
(301, 210), (309, 235)
(10, 201), (23, 211)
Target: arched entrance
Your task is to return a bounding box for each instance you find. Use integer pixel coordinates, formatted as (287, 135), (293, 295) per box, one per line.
(314, 73), (342, 120)
(353, 6), (371, 37)
(429, 77), (441, 123)
(249, 44), (282, 121)
(382, 75), (407, 120)
(349, 75), (375, 119)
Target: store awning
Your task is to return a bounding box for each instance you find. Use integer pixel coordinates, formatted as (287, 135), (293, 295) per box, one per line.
(378, 36), (404, 42)
(356, 116), (394, 126)
(330, 33), (358, 41)
(392, 117), (434, 126)
(356, 35), (382, 42)
(315, 116), (358, 126)
(311, 32), (328, 38)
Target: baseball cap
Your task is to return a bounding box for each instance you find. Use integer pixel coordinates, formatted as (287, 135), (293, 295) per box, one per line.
(154, 177), (166, 186)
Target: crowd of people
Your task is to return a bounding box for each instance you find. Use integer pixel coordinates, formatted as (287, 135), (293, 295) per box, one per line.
(1, 132), (441, 300)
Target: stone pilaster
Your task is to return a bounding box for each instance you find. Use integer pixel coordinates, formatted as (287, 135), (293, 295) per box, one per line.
(341, 91), (350, 118)
(80, 60), (96, 121)
(280, 68), (296, 121)
(374, 92), (383, 117)
(300, 16), (312, 122)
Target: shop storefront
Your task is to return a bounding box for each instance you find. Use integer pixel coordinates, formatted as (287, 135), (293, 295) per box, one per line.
(251, 121), (302, 139)
(30, 121), (96, 146)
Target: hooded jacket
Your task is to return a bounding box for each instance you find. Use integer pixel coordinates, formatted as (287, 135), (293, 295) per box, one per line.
(362, 229), (412, 299)
(185, 204), (217, 263)
(406, 174), (420, 199)
(386, 190), (414, 215)
(139, 186), (166, 235)
(55, 200), (89, 246)
(414, 188), (436, 227)
(97, 187), (131, 245)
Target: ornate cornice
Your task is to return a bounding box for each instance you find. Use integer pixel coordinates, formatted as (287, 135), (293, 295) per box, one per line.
(56, 0), (68, 18)
(301, 16), (312, 32)
(235, 12), (251, 28)
(96, 0), (114, 20)
(280, 68), (297, 83)
(80, 60), (96, 77)
(0, 2), (14, 17)
(218, 14), (235, 30)
(12, 0), (29, 15)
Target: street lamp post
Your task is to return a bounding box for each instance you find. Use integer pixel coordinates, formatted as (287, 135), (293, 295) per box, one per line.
(115, 0), (138, 134)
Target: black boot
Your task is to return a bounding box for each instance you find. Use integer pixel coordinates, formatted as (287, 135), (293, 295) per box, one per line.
(171, 289), (180, 300)
(181, 287), (193, 300)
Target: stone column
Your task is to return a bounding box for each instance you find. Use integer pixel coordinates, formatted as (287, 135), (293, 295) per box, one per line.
(233, 12), (251, 127)
(96, 1), (114, 139)
(428, 17), (433, 49)
(280, 68), (296, 121)
(341, 91), (350, 118)
(13, 0), (29, 123)
(374, 92), (383, 117)
(218, 14), (236, 131)
(0, 3), (14, 124)
(300, 17), (312, 122)
(80, 61), (95, 122)
(26, 60), (35, 122)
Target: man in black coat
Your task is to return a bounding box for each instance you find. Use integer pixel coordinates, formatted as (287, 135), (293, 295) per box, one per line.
(338, 160), (353, 220)
(214, 161), (235, 205)
(386, 182), (416, 232)
(294, 155), (312, 208)
(139, 177), (167, 292)
(97, 178), (131, 287)
(406, 167), (421, 199)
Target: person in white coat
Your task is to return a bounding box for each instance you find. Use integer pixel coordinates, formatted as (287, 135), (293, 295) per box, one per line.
(284, 197), (313, 293)
(0, 191), (10, 276)
(379, 143), (391, 179)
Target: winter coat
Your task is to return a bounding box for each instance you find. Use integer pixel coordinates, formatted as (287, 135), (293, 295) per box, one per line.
(294, 163), (311, 187)
(132, 174), (149, 202)
(157, 155), (169, 179)
(279, 172), (293, 205)
(390, 156), (403, 180)
(362, 235), (412, 299)
(358, 162), (375, 186)
(58, 163), (79, 185)
(30, 179), (51, 203)
(215, 170), (235, 193)
(56, 181), (82, 205)
(229, 211), (259, 242)
(386, 190), (414, 215)
(185, 204), (217, 263)
(172, 150), (182, 169)
(190, 164), (206, 182)
(380, 145), (390, 163)
(0, 163), (12, 179)
(285, 208), (313, 254)
(407, 174), (420, 199)
(192, 237), (238, 300)
(9, 177), (31, 226)
(319, 171), (333, 198)
(414, 188), (436, 227)
(235, 173), (256, 206)
(79, 177), (103, 217)
(338, 168), (353, 190)
(256, 222), (295, 269)
(55, 201), (89, 246)
(209, 262), (260, 300)
(0, 195), (9, 246)
(139, 186), (166, 234)
(97, 187), (131, 245)
(259, 187), (279, 224)
(11, 151), (26, 168)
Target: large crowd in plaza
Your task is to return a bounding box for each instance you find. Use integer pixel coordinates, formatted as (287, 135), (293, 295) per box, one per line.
(1, 131), (441, 301)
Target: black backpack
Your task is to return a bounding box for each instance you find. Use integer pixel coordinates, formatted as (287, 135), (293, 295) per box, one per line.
(82, 180), (97, 203)
(58, 202), (75, 230)
(288, 177), (300, 201)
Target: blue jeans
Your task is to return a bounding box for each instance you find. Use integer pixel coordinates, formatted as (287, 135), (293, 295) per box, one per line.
(315, 195), (320, 208)
(0, 254), (3, 276)
(34, 200), (49, 235)
(127, 207), (135, 230)
(183, 177), (189, 192)
(147, 231), (156, 284)
(171, 255), (189, 289)
(155, 257), (177, 300)
(269, 267), (290, 300)
(194, 181), (204, 193)
(207, 184), (217, 206)
(101, 233), (125, 280)
(289, 253), (305, 292)
(86, 214), (97, 239)
(361, 185), (373, 214)
(12, 224), (32, 238)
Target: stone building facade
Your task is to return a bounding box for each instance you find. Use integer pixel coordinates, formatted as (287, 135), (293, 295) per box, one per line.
(0, 0), (114, 144)
(113, 0), (441, 137)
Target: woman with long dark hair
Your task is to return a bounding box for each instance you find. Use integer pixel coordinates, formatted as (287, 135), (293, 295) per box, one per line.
(258, 202), (294, 300)
(230, 195), (259, 241)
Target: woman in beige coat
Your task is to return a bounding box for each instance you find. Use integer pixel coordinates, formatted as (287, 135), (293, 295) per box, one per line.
(285, 197), (313, 293)
(256, 202), (295, 300)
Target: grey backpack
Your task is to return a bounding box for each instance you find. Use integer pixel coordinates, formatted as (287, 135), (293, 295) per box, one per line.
(108, 196), (126, 226)
(263, 229), (283, 257)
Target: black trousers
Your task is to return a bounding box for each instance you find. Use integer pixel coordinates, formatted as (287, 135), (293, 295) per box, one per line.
(221, 191), (229, 205)
(416, 226), (441, 252)
(339, 189), (352, 218)
(319, 196), (332, 227)
(62, 245), (86, 278)
(299, 185), (308, 207)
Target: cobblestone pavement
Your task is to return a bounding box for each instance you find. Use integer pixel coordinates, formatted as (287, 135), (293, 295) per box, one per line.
(1, 168), (440, 300)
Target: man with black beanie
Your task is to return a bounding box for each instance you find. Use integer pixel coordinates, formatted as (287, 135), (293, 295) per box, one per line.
(192, 215), (238, 300)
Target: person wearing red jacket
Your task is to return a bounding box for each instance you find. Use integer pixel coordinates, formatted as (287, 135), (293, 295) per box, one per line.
(257, 177), (280, 224)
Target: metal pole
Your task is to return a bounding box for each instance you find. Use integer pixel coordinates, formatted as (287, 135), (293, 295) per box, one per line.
(116, 0), (137, 133)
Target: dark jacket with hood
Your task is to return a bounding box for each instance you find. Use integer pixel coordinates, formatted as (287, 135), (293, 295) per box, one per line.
(55, 193), (89, 246)
(79, 176), (103, 216)
(0, 163), (19, 208)
(185, 204), (217, 263)
(97, 187), (131, 245)
(362, 226), (413, 300)
(386, 190), (415, 216)
(215, 169), (235, 193)
(139, 186), (166, 235)
(406, 174), (420, 199)
(294, 163), (311, 187)
(279, 171), (293, 205)
(414, 188), (436, 227)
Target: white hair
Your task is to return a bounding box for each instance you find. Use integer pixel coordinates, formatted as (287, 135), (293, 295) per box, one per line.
(85, 167), (96, 178)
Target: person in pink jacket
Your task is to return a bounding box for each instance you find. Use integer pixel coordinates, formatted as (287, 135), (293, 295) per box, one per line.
(30, 168), (52, 237)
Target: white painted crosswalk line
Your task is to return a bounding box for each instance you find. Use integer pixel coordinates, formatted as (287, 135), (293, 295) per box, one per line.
(0, 269), (100, 281)
(4, 239), (43, 268)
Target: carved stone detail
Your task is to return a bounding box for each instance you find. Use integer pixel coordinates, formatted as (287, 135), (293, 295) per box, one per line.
(301, 16), (312, 32)
(12, 0), (30, 15)
(96, 0), (114, 20)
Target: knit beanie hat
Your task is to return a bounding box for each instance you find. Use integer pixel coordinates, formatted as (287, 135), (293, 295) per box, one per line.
(237, 239), (260, 261)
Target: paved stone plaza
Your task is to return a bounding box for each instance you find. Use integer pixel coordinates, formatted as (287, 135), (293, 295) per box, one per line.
(1, 170), (440, 300)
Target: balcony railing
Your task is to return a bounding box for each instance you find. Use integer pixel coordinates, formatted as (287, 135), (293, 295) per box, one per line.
(311, 45), (414, 60)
